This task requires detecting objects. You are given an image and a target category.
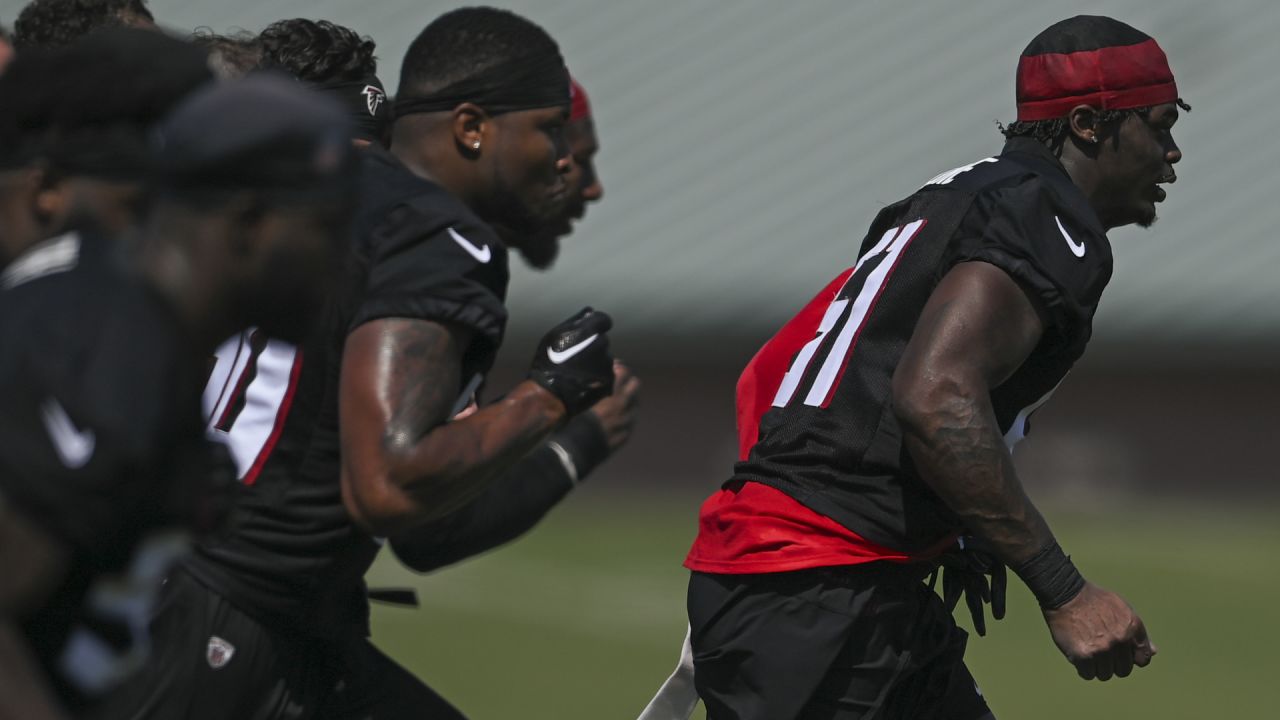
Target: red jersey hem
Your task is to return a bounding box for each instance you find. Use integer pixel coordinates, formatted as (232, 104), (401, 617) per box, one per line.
(683, 552), (913, 575)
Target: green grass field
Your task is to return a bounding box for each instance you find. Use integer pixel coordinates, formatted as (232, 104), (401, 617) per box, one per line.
(365, 489), (1280, 719)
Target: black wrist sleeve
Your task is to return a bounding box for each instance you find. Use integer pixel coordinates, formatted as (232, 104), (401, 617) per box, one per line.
(547, 412), (611, 484)
(1011, 541), (1086, 610)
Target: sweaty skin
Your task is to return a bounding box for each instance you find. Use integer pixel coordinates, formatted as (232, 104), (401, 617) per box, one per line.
(1058, 103), (1183, 230)
(894, 261), (1155, 682)
(388, 361), (640, 572)
(339, 318), (568, 536)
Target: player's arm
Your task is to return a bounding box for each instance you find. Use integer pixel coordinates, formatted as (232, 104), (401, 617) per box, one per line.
(390, 362), (639, 572)
(893, 260), (1155, 681)
(340, 309), (614, 537)
(893, 261), (1054, 565)
(340, 317), (563, 536)
(0, 500), (72, 720)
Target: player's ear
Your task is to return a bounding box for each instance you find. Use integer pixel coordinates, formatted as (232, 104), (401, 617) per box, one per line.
(452, 102), (488, 159)
(1067, 105), (1103, 149)
(30, 164), (70, 226)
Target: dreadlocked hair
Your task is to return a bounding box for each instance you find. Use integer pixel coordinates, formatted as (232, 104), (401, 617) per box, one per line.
(257, 18), (377, 84)
(13, 0), (153, 49)
(999, 98), (1191, 152)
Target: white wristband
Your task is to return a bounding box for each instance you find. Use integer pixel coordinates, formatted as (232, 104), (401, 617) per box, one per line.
(546, 440), (579, 486)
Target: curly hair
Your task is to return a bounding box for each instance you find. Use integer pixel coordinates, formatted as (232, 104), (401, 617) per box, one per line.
(13, 0), (153, 49)
(191, 28), (264, 80)
(257, 18), (377, 84)
(999, 99), (1191, 152)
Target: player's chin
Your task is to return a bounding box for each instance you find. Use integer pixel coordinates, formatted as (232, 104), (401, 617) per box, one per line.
(1135, 198), (1159, 228)
(515, 236), (560, 270)
(1117, 197), (1159, 229)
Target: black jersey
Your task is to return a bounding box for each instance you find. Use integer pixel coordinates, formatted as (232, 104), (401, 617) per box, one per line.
(0, 231), (217, 702)
(733, 137), (1112, 553)
(186, 144), (510, 631)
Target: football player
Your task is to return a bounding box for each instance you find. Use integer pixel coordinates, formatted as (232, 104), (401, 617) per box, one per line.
(681, 15), (1184, 720)
(0, 52), (356, 718)
(102, 8), (619, 719)
(388, 74), (637, 574)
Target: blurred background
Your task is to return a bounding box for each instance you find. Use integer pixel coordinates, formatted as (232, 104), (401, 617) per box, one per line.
(3, 0), (1277, 717)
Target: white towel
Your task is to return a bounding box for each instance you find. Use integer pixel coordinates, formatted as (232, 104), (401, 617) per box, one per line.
(636, 625), (698, 720)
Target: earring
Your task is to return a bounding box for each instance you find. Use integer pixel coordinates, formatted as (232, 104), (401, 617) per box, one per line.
(472, 141), (481, 150)
(1090, 136), (1099, 144)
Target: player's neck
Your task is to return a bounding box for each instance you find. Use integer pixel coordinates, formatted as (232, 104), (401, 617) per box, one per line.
(391, 129), (488, 218)
(1057, 148), (1114, 229)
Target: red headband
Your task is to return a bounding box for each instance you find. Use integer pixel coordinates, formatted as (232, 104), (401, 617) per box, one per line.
(1016, 38), (1178, 121)
(569, 76), (591, 122)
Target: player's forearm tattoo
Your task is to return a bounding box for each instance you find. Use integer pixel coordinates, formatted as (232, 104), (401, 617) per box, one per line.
(911, 395), (1054, 565)
(349, 318), (562, 532)
(899, 298), (1056, 566)
(378, 320), (460, 454)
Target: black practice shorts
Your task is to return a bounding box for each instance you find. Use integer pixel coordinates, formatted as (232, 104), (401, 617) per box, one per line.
(687, 563), (992, 720)
(92, 569), (466, 720)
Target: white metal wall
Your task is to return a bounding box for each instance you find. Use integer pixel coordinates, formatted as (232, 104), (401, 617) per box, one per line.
(4, 0), (1275, 350)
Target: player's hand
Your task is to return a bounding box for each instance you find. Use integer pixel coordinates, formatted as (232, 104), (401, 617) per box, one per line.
(528, 307), (615, 416)
(932, 536), (1006, 636)
(588, 360), (641, 452)
(1043, 581), (1156, 681)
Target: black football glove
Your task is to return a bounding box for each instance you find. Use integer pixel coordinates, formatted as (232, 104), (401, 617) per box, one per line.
(528, 307), (614, 416)
(929, 536), (1008, 637)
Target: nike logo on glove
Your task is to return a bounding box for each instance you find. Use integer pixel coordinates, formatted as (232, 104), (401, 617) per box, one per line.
(547, 334), (599, 364)
(1056, 215), (1086, 259)
(448, 227), (492, 264)
(40, 398), (95, 468)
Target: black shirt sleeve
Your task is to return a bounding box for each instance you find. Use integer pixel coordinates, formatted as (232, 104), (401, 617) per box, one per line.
(943, 179), (1112, 346)
(349, 203), (508, 346)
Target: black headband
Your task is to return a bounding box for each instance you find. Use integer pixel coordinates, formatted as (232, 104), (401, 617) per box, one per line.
(315, 75), (389, 142)
(393, 54), (569, 118)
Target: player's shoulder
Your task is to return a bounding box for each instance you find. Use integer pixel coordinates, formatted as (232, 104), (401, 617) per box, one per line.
(0, 232), (125, 348)
(1, 232), (95, 301)
(913, 140), (1112, 335)
(356, 146), (507, 284)
(928, 139), (1103, 234)
(918, 140), (1109, 264)
(358, 144), (499, 240)
(0, 233), (187, 453)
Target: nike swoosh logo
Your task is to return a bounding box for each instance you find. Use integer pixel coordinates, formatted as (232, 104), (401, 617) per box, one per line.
(448, 227), (491, 264)
(40, 398), (95, 468)
(1055, 215), (1086, 258)
(547, 334), (599, 365)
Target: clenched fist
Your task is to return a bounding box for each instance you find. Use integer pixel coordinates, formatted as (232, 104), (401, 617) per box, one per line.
(1043, 581), (1156, 681)
(528, 307), (615, 416)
